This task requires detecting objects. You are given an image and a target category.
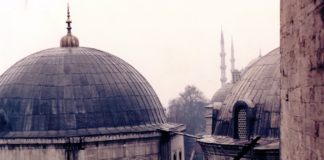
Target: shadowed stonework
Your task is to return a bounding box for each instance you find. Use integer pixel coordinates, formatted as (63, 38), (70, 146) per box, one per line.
(281, 0), (324, 159)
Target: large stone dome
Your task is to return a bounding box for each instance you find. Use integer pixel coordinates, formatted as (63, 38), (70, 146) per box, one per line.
(0, 47), (166, 137)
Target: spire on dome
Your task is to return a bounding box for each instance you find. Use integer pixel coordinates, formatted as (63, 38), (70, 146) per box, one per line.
(60, 3), (79, 47)
(66, 3), (72, 34)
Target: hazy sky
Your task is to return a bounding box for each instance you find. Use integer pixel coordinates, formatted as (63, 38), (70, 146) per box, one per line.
(0, 0), (279, 107)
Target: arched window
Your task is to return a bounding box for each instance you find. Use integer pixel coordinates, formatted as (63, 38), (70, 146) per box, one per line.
(179, 151), (182, 160)
(0, 109), (8, 131)
(173, 153), (177, 160)
(237, 109), (247, 139)
(233, 100), (254, 139)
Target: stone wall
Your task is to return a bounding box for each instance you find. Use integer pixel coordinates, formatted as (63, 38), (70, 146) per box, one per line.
(205, 105), (214, 135)
(280, 0), (324, 159)
(170, 134), (184, 160)
(0, 131), (184, 160)
(79, 139), (160, 160)
(0, 147), (65, 160)
(0, 139), (160, 160)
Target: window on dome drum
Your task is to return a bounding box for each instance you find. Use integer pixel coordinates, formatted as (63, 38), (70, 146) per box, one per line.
(237, 109), (247, 139)
(0, 110), (8, 131)
(179, 151), (182, 160)
(233, 100), (253, 139)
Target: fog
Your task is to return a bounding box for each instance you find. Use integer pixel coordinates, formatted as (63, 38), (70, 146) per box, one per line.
(0, 0), (279, 107)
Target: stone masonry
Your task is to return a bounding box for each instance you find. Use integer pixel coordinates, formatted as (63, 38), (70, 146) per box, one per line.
(281, 0), (324, 159)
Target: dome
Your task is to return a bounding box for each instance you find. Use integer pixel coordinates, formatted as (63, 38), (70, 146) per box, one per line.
(0, 47), (166, 137)
(211, 83), (233, 103)
(213, 48), (280, 137)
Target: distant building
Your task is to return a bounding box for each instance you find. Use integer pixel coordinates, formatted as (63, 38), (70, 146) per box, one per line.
(0, 6), (184, 160)
(198, 31), (280, 159)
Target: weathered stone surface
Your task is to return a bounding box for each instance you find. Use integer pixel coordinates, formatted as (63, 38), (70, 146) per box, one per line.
(281, 0), (324, 159)
(0, 138), (160, 160)
(0, 130), (184, 160)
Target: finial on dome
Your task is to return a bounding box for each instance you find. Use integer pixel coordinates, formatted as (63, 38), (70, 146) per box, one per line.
(60, 3), (79, 47)
(66, 3), (72, 34)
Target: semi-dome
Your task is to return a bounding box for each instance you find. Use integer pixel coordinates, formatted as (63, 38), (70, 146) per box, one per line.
(213, 48), (280, 137)
(0, 47), (166, 137)
(199, 48), (281, 160)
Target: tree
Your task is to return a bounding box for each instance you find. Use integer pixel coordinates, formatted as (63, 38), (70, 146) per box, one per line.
(167, 85), (208, 160)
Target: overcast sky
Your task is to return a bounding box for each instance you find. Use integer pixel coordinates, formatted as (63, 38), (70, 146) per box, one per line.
(0, 0), (279, 107)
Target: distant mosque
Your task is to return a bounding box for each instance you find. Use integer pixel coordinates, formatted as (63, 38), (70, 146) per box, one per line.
(0, 6), (185, 160)
(198, 30), (280, 160)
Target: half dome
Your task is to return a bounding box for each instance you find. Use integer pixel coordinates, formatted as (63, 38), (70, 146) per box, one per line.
(214, 48), (280, 137)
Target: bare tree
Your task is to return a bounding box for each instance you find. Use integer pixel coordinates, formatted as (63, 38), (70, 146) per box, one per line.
(167, 85), (208, 160)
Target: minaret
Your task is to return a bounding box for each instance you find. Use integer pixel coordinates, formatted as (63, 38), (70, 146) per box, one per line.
(230, 37), (235, 72)
(220, 29), (227, 86)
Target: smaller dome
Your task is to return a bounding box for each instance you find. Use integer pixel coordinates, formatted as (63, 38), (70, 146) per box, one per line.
(211, 83), (233, 103)
(60, 34), (79, 47)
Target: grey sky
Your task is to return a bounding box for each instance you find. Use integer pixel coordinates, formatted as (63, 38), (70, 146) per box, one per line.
(0, 0), (279, 107)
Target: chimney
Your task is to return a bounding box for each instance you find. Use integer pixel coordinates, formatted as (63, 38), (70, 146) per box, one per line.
(232, 69), (241, 83)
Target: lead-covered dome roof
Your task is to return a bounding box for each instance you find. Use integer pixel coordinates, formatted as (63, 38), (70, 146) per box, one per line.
(214, 48), (280, 138)
(0, 47), (166, 137)
(211, 83), (233, 103)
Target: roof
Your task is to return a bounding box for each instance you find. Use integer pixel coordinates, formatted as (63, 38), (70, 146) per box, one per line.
(198, 135), (278, 147)
(198, 135), (279, 158)
(211, 83), (233, 103)
(213, 48), (281, 138)
(0, 47), (166, 137)
(0, 123), (185, 139)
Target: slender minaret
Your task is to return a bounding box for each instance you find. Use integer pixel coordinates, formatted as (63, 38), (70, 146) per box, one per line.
(220, 29), (227, 86)
(230, 37), (235, 72)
